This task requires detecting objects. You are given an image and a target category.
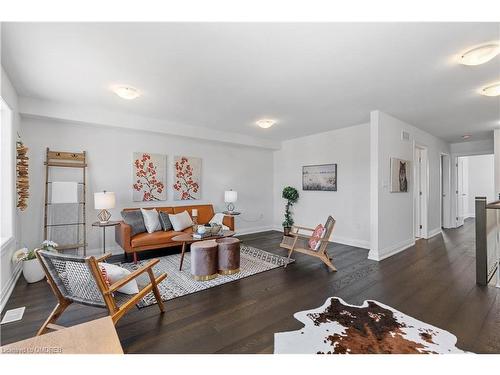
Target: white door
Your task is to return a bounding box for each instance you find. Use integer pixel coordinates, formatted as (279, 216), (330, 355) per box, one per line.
(456, 157), (468, 227)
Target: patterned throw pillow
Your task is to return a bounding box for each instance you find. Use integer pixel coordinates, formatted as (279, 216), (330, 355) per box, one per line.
(99, 265), (111, 287)
(159, 211), (173, 231)
(308, 224), (325, 251)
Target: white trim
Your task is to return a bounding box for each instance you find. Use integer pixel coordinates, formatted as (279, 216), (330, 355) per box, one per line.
(427, 227), (442, 239)
(368, 238), (415, 261)
(271, 226), (369, 249)
(236, 226), (275, 236)
(332, 236), (370, 250)
(0, 236), (15, 253)
(0, 262), (22, 313)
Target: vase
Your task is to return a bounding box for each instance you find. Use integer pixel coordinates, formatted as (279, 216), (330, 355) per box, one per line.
(283, 227), (291, 236)
(22, 258), (45, 283)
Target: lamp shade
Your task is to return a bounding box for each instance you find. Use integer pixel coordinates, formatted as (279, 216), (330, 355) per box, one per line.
(224, 190), (237, 203)
(94, 191), (116, 210)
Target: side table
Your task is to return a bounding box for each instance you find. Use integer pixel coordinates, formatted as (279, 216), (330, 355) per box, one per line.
(92, 220), (120, 254)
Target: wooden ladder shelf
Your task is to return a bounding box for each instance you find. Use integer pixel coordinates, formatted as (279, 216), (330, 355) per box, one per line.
(43, 148), (88, 255)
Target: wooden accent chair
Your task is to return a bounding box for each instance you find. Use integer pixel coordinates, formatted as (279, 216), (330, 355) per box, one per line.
(280, 216), (337, 271)
(35, 249), (166, 336)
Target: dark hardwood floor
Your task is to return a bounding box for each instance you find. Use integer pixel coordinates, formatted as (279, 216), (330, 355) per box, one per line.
(2, 218), (499, 353)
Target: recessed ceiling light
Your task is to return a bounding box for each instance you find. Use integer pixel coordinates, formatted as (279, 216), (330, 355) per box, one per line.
(112, 85), (141, 100)
(462, 134), (471, 140)
(459, 43), (500, 66)
(256, 119), (276, 129)
(480, 82), (500, 97)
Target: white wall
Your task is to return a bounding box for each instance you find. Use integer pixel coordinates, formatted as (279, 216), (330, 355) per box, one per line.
(369, 110), (450, 261)
(20, 117), (275, 255)
(1, 65), (21, 311)
(495, 129), (500, 197)
(465, 154), (495, 217)
(273, 123), (370, 249)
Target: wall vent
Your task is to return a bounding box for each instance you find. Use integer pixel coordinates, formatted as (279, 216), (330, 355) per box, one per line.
(401, 130), (411, 142)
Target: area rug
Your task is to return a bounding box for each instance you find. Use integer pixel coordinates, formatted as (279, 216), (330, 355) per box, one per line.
(274, 297), (467, 354)
(120, 244), (292, 308)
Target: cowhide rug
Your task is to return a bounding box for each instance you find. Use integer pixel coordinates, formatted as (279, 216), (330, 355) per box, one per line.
(274, 297), (467, 354)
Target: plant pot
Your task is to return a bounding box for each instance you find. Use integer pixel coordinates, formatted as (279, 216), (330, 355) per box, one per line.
(283, 226), (291, 236)
(22, 258), (45, 283)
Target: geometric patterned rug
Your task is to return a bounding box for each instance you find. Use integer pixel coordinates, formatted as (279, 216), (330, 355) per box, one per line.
(274, 297), (468, 354)
(120, 244), (293, 308)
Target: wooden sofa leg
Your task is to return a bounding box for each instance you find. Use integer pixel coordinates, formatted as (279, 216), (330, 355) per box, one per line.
(133, 252), (138, 264)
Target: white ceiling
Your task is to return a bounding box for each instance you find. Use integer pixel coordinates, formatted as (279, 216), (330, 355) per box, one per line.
(2, 22), (499, 143)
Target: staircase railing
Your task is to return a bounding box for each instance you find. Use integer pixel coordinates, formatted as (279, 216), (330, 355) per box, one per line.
(475, 197), (500, 286)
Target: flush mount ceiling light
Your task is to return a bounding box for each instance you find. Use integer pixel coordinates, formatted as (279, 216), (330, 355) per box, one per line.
(462, 134), (471, 140)
(480, 82), (500, 97)
(256, 119), (276, 129)
(459, 43), (500, 66)
(112, 85), (141, 100)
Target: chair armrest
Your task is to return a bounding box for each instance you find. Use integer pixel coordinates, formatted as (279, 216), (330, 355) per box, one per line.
(107, 259), (160, 293)
(115, 221), (132, 252)
(292, 225), (316, 232)
(289, 232), (314, 240)
(96, 253), (112, 262)
(223, 215), (235, 231)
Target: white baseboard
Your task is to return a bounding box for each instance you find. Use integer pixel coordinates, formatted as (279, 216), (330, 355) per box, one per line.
(271, 226), (369, 249)
(0, 262), (22, 313)
(333, 236), (370, 250)
(427, 227), (442, 239)
(368, 238), (415, 261)
(236, 225), (275, 236)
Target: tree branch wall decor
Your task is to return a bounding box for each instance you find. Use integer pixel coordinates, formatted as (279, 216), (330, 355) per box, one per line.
(16, 140), (29, 211)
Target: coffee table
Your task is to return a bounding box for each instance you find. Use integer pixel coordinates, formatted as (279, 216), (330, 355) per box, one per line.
(173, 230), (235, 271)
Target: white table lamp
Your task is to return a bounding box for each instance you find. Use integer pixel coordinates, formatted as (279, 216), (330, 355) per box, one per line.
(94, 191), (115, 223)
(224, 190), (238, 212)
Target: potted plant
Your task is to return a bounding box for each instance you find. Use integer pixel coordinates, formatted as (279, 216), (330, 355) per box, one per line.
(282, 186), (299, 236)
(12, 240), (58, 283)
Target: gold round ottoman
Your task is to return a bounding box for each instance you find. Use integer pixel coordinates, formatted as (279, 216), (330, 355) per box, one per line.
(190, 240), (219, 281)
(216, 237), (241, 275)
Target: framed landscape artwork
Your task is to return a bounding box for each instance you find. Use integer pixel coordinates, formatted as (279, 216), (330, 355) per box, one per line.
(132, 152), (167, 201)
(173, 156), (201, 200)
(302, 164), (337, 191)
(390, 157), (410, 192)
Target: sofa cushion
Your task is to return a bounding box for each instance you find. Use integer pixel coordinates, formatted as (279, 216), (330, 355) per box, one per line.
(158, 211), (173, 231)
(169, 210), (193, 231)
(121, 209), (146, 236)
(141, 208), (161, 233)
(131, 230), (180, 248)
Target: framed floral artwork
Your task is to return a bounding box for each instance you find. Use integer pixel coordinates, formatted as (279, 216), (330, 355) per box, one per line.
(173, 156), (201, 200)
(132, 152), (166, 201)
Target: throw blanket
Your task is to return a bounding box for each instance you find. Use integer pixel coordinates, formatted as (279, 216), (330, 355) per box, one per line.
(209, 213), (230, 230)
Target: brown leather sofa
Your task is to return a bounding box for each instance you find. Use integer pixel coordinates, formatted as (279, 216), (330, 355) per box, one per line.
(115, 204), (234, 263)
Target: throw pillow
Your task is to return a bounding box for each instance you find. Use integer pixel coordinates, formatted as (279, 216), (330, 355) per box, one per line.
(308, 224), (325, 251)
(121, 210), (146, 236)
(99, 262), (139, 295)
(99, 265), (111, 287)
(158, 211), (173, 231)
(169, 210), (193, 231)
(141, 208), (161, 233)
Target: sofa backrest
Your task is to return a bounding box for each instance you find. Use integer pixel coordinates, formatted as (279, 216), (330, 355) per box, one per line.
(121, 204), (215, 224)
(173, 204), (215, 224)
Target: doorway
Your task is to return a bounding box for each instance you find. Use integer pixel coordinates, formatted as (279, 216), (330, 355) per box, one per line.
(455, 154), (495, 227)
(414, 145), (428, 238)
